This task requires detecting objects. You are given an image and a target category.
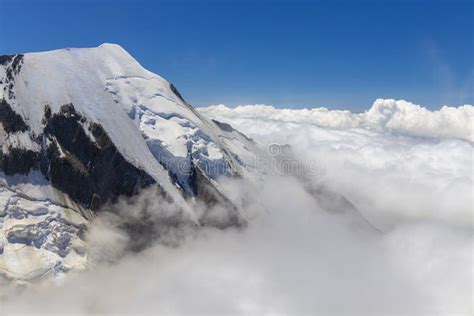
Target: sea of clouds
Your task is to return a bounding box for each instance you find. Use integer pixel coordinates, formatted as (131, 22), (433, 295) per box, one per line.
(200, 99), (474, 141)
(199, 99), (474, 230)
(2, 99), (473, 315)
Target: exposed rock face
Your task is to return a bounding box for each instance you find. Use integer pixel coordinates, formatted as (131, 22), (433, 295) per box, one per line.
(42, 104), (157, 210)
(0, 100), (157, 210)
(0, 55), (15, 66)
(1, 54), (23, 99)
(212, 119), (255, 144)
(0, 99), (29, 133)
(0, 147), (38, 176)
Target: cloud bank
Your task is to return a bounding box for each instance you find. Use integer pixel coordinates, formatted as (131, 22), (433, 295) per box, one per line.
(198, 99), (473, 229)
(200, 99), (474, 141)
(3, 175), (472, 315)
(1, 99), (473, 315)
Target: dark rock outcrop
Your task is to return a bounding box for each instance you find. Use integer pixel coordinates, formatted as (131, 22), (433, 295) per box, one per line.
(0, 55), (15, 66)
(0, 148), (38, 176)
(42, 104), (157, 210)
(212, 119), (255, 144)
(0, 103), (157, 210)
(0, 98), (29, 133)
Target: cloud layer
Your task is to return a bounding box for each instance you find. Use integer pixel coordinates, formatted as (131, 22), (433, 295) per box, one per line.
(2, 99), (473, 315)
(199, 99), (473, 229)
(3, 175), (472, 315)
(200, 99), (474, 141)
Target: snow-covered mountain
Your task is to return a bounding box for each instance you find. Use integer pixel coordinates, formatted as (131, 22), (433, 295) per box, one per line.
(0, 44), (259, 282)
(0, 44), (373, 284)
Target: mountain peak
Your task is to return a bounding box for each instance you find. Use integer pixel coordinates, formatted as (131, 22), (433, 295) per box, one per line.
(0, 45), (259, 280)
(0, 45), (256, 222)
(98, 42), (125, 50)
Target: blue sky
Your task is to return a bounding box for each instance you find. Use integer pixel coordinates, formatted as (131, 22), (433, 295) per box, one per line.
(1, 0), (472, 111)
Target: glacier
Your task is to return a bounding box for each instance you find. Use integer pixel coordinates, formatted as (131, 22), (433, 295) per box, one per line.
(0, 44), (259, 282)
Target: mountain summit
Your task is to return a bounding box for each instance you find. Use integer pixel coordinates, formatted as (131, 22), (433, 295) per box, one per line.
(0, 44), (256, 281)
(0, 44), (370, 283)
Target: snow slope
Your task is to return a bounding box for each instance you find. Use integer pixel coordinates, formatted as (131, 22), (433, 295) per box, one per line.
(1, 44), (257, 210)
(0, 44), (258, 282)
(0, 44), (378, 284)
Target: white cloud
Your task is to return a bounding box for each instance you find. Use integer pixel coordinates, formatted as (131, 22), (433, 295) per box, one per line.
(198, 99), (474, 229)
(199, 99), (474, 141)
(3, 175), (472, 315)
(2, 99), (473, 315)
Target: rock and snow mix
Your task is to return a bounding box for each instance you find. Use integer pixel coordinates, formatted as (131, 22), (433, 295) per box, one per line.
(0, 44), (257, 282)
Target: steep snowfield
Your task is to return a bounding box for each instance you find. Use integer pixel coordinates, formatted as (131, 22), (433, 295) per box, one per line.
(0, 43), (257, 210)
(0, 44), (257, 282)
(4, 45), (184, 215)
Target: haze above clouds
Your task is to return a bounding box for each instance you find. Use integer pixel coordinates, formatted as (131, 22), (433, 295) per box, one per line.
(2, 99), (473, 315)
